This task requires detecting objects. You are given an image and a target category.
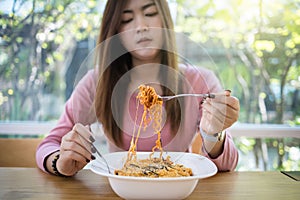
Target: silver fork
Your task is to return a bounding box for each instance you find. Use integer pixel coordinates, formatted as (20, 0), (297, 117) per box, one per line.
(158, 92), (226, 101)
(91, 143), (112, 174)
(77, 133), (112, 174)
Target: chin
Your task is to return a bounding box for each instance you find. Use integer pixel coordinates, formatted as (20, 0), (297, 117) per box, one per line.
(132, 49), (161, 62)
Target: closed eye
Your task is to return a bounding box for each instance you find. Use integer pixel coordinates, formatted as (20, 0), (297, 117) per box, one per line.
(121, 18), (133, 24)
(145, 12), (158, 17)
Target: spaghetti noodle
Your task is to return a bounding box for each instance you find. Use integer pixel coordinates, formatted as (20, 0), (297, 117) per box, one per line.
(127, 85), (163, 160)
(114, 155), (193, 178)
(115, 85), (193, 177)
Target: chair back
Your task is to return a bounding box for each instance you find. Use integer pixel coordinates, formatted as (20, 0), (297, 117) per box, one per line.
(0, 138), (43, 167)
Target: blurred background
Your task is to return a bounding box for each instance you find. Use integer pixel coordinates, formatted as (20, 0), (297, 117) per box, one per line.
(0, 0), (299, 171)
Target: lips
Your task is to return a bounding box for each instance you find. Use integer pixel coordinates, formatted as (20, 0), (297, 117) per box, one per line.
(137, 37), (152, 44)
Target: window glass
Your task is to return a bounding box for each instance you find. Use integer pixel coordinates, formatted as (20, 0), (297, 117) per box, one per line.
(0, 0), (299, 171)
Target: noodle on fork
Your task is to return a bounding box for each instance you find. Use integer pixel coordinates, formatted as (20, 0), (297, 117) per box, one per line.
(127, 85), (163, 160)
(115, 85), (193, 178)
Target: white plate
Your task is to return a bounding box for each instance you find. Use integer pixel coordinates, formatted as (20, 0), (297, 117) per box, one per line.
(90, 151), (217, 200)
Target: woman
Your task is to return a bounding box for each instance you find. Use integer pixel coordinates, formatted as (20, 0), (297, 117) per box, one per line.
(36, 0), (240, 177)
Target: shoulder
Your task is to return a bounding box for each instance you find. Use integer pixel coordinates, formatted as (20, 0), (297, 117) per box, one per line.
(69, 69), (97, 101)
(67, 69), (97, 123)
(179, 63), (216, 79)
(178, 63), (222, 92)
(74, 69), (97, 92)
(76, 69), (97, 87)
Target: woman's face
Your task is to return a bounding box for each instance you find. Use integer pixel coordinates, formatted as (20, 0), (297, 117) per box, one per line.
(118, 0), (163, 66)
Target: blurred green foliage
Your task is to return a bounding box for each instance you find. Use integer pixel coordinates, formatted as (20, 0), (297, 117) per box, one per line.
(174, 0), (300, 125)
(0, 0), (103, 120)
(173, 0), (300, 171)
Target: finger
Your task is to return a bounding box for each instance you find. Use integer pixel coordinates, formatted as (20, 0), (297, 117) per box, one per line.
(201, 110), (224, 133)
(62, 130), (94, 157)
(212, 96), (240, 122)
(206, 95), (240, 113)
(204, 100), (239, 121)
(203, 102), (239, 129)
(202, 100), (227, 121)
(73, 123), (95, 143)
(201, 104), (224, 128)
(205, 93), (227, 105)
(56, 153), (87, 176)
(201, 97), (239, 133)
(224, 96), (240, 110)
(224, 89), (231, 96)
(60, 149), (90, 165)
(63, 129), (89, 149)
(208, 90), (230, 100)
(201, 109), (234, 133)
(61, 138), (93, 163)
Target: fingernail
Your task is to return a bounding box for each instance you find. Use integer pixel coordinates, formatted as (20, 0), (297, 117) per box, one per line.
(209, 94), (215, 98)
(91, 146), (96, 153)
(225, 89), (231, 96)
(91, 155), (96, 160)
(89, 135), (95, 143)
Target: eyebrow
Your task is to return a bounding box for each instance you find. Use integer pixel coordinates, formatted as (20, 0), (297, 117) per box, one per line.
(123, 2), (156, 14)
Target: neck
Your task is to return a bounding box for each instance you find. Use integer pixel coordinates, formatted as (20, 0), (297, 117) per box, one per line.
(131, 51), (162, 68)
(128, 63), (162, 95)
(131, 63), (160, 79)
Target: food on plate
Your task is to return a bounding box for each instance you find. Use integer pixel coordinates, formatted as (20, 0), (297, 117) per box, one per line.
(114, 155), (193, 177)
(114, 85), (193, 178)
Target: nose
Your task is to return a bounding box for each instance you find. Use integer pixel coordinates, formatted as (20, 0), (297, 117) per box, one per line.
(135, 16), (149, 33)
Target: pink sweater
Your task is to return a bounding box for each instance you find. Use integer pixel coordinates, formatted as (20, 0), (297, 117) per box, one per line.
(36, 65), (238, 172)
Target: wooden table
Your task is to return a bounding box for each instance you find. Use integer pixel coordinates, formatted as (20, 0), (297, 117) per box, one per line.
(0, 168), (299, 200)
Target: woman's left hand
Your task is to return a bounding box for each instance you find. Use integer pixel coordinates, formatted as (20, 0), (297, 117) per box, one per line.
(200, 91), (240, 135)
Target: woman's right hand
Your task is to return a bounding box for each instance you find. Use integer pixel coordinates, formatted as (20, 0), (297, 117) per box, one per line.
(56, 123), (95, 176)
